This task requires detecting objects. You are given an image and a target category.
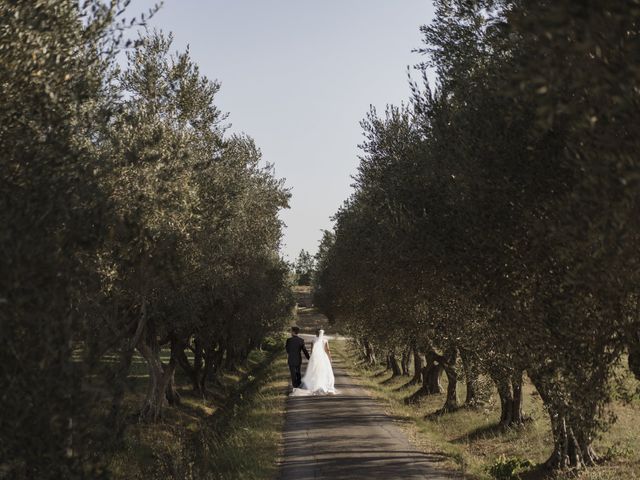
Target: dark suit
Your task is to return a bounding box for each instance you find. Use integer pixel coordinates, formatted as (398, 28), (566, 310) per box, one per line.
(286, 335), (310, 388)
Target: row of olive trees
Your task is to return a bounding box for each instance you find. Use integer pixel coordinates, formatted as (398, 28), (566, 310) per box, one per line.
(314, 0), (640, 472)
(0, 2), (292, 479)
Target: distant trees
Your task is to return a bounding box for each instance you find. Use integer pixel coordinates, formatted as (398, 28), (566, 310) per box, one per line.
(294, 249), (315, 286)
(1, 2), (292, 478)
(314, 0), (640, 473)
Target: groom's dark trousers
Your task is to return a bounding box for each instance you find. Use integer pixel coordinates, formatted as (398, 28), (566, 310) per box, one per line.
(285, 335), (310, 388)
(289, 364), (303, 389)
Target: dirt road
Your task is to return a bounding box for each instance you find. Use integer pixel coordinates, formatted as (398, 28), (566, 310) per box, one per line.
(279, 353), (458, 479)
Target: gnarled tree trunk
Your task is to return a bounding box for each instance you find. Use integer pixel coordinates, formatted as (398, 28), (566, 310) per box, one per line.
(405, 349), (443, 404)
(440, 348), (459, 413)
(487, 362), (527, 427)
(423, 362), (444, 394)
(460, 349), (484, 407)
(363, 338), (377, 365)
(164, 337), (181, 406)
(544, 404), (598, 469)
(490, 369), (525, 426)
(409, 348), (424, 385)
(401, 349), (411, 376)
(197, 342), (219, 392)
(137, 339), (174, 422)
(174, 335), (206, 395)
(164, 360), (180, 406)
(529, 371), (598, 470)
(362, 339), (377, 365)
(388, 352), (402, 377)
(503, 374), (524, 426)
(135, 311), (178, 422)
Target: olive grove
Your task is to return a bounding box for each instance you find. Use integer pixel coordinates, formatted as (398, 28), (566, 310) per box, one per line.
(314, 0), (640, 471)
(0, 2), (292, 478)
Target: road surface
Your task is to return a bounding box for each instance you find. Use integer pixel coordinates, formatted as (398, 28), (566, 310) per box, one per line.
(279, 353), (459, 480)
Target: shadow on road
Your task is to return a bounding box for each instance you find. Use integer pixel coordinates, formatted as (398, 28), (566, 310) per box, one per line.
(280, 358), (460, 479)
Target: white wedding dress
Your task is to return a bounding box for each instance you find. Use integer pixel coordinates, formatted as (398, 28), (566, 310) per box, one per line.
(290, 330), (336, 396)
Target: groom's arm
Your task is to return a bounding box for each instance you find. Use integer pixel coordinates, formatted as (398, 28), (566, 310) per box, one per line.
(301, 341), (310, 360)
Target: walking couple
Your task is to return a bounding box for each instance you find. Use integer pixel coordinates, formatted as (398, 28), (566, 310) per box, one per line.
(285, 326), (336, 395)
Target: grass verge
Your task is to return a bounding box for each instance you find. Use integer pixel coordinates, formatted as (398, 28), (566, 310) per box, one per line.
(333, 341), (640, 480)
(195, 352), (289, 479)
(109, 347), (289, 480)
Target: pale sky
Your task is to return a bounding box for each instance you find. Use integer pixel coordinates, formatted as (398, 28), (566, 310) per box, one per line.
(131, 0), (436, 261)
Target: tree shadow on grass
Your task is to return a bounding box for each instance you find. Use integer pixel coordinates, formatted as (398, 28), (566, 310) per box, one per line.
(451, 419), (533, 444)
(205, 350), (281, 430)
(451, 422), (508, 444)
(424, 406), (462, 420)
(519, 464), (552, 480)
(179, 387), (227, 408)
(352, 357), (373, 367)
(380, 375), (406, 385)
(393, 379), (420, 392)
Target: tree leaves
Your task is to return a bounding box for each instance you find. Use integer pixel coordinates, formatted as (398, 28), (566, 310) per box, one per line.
(316, 0), (640, 470)
(1, 2), (291, 477)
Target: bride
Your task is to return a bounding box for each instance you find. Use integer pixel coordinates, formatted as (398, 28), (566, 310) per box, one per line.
(291, 329), (336, 395)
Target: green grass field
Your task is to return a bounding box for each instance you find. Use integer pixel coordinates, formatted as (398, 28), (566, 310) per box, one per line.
(334, 341), (640, 480)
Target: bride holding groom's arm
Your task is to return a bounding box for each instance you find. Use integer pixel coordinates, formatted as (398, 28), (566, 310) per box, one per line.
(289, 328), (336, 396)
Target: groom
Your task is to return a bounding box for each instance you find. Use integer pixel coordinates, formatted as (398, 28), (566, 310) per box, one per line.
(285, 326), (310, 388)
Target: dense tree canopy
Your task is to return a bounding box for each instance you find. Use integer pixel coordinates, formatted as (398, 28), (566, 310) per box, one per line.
(314, 0), (640, 472)
(0, 2), (293, 478)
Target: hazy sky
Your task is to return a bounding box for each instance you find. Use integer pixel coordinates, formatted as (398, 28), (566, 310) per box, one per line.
(132, 0), (436, 261)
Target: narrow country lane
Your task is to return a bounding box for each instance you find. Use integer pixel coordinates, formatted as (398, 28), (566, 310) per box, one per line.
(279, 351), (459, 480)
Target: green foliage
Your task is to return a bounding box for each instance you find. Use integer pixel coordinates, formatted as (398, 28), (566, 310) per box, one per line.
(0, 1), (146, 477)
(262, 333), (288, 352)
(488, 455), (534, 480)
(294, 249), (315, 285)
(315, 0), (640, 473)
(312, 230), (337, 319)
(1, 2), (292, 477)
